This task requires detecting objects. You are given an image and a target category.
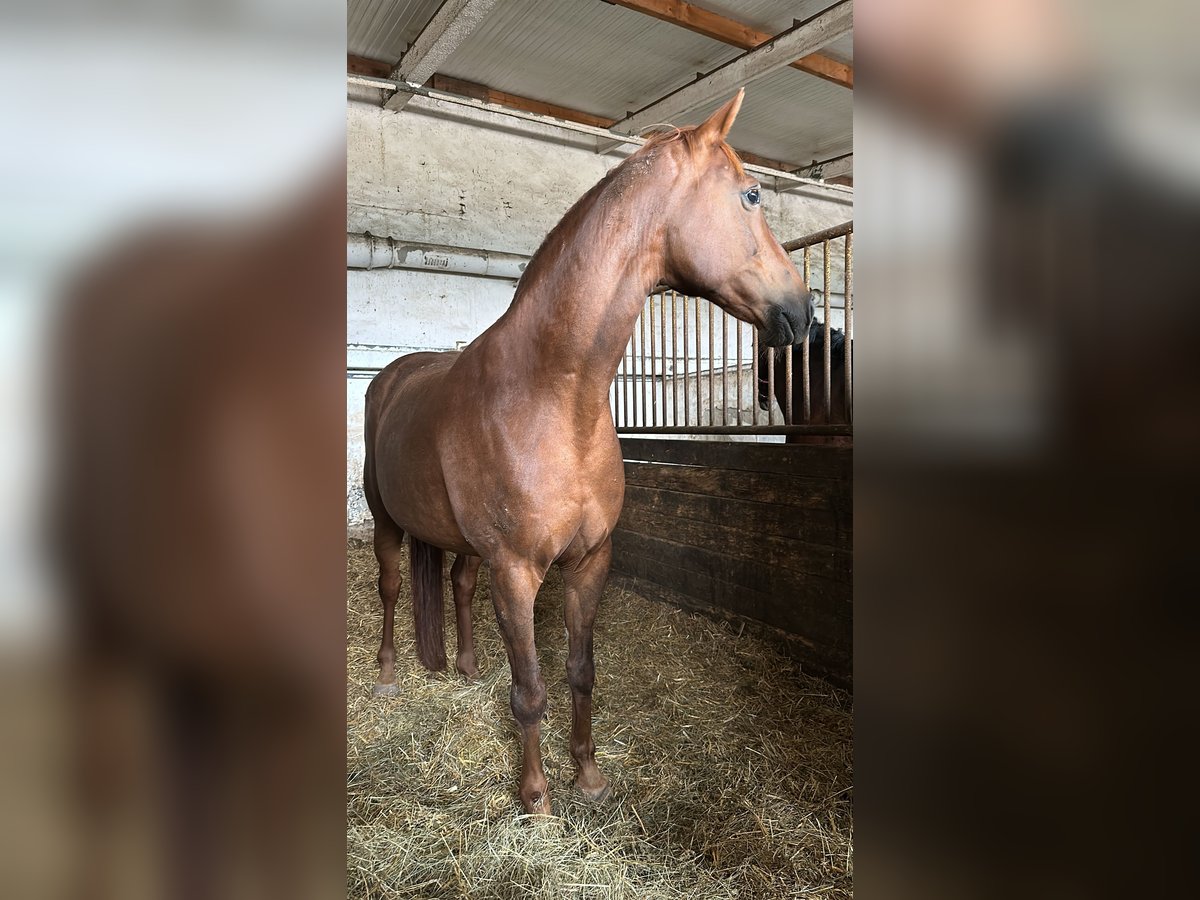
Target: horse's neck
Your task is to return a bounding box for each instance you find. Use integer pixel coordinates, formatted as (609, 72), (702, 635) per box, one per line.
(488, 196), (662, 413)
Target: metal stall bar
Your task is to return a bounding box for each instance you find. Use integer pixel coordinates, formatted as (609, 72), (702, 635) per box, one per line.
(612, 220), (852, 437)
(672, 290), (679, 426)
(844, 233), (853, 421)
(782, 220), (853, 252)
(751, 325), (759, 426)
(640, 301), (648, 426)
(823, 239), (832, 418)
(619, 424), (851, 435)
(682, 293), (690, 427)
(649, 295), (657, 427)
(729, 319), (739, 427)
(700, 303), (710, 427)
(660, 292), (668, 428)
(766, 337), (776, 425)
(694, 296), (701, 426)
(628, 336), (638, 429)
(721, 310), (728, 425)
(802, 246), (812, 422)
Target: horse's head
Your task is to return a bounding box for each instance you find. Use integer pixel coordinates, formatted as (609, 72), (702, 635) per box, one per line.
(655, 89), (814, 347)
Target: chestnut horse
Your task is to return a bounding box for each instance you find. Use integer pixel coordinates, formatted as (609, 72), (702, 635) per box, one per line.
(364, 90), (814, 814)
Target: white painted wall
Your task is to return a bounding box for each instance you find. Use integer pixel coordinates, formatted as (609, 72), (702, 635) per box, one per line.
(347, 94), (853, 527)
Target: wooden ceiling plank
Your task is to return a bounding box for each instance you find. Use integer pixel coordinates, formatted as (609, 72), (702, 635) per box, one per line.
(597, 0), (853, 153)
(607, 0), (853, 89)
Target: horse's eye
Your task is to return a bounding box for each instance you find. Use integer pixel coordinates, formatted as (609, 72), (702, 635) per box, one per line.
(743, 187), (761, 207)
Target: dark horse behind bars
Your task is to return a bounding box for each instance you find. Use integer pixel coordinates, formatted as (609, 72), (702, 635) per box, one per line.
(758, 321), (851, 439)
(363, 90), (814, 815)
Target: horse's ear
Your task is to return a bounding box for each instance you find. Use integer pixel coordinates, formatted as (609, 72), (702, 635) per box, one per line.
(695, 88), (745, 145)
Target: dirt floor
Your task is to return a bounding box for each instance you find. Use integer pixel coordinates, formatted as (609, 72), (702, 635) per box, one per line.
(347, 544), (852, 899)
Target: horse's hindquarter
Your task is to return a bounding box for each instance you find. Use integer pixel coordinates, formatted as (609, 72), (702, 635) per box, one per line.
(369, 353), (475, 552)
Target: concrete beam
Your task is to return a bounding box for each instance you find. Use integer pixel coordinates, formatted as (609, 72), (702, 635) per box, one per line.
(384, 0), (501, 112)
(793, 154), (853, 182)
(596, 0), (852, 153)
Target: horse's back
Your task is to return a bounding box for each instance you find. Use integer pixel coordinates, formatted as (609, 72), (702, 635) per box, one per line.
(365, 351), (461, 447)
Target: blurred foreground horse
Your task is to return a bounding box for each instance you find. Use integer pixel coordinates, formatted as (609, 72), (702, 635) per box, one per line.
(52, 177), (345, 900)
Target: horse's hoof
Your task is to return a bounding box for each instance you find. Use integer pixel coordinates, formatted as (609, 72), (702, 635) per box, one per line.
(456, 660), (480, 680)
(577, 779), (612, 804)
(521, 791), (553, 816)
(371, 681), (400, 697)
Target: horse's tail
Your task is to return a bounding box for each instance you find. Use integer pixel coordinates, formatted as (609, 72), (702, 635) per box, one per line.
(409, 536), (446, 671)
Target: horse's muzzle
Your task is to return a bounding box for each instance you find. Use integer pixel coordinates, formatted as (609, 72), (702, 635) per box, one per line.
(762, 293), (815, 347)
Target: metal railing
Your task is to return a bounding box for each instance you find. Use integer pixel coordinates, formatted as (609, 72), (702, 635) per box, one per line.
(612, 221), (853, 437)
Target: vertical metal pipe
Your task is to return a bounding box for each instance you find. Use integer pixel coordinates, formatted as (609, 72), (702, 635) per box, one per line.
(624, 336), (633, 427)
(660, 291), (667, 428)
(696, 296), (700, 427)
(672, 291), (679, 426)
(649, 294), (657, 427)
(629, 316), (635, 427)
(721, 310), (728, 425)
(640, 299), (648, 427)
(844, 233), (853, 422)
(729, 319), (739, 427)
(801, 331), (811, 423)
(802, 245), (812, 422)
(700, 303), (710, 427)
(629, 317), (636, 427)
(823, 240), (832, 419)
(766, 340), (775, 424)
(751, 324), (758, 426)
(682, 294), (690, 427)
(784, 327), (794, 425)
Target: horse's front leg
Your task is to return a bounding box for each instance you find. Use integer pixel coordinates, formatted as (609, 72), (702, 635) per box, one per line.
(490, 557), (551, 814)
(450, 553), (482, 679)
(562, 537), (612, 802)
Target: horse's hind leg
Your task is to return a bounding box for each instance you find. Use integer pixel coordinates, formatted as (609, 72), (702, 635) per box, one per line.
(371, 517), (405, 697)
(562, 539), (612, 802)
(450, 553), (482, 679)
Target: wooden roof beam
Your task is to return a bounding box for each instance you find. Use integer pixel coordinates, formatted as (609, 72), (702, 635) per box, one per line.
(597, 0), (853, 153)
(607, 0), (852, 89)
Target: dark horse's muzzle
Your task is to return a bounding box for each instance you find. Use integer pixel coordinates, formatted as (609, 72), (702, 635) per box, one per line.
(762, 292), (815, 347)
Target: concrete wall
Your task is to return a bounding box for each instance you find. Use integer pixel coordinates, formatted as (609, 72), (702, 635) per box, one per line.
(347, 94), (853, 528)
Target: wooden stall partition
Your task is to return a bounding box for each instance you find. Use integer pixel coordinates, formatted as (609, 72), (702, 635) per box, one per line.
(612, 438), (851, 685)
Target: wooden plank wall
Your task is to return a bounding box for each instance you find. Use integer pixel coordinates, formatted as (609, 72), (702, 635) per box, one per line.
(612, 438), (851, 684)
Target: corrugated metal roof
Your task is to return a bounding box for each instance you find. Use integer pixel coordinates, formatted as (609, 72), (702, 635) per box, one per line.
(702, 0), (844, 37)
(349, 0), (852, 169)
(348, 0), (444, 63)
(440, 0), (745, 119)
(824, 33), (853, 64)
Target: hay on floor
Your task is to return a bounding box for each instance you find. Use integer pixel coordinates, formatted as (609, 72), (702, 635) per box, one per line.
(347, 544), (852, 899)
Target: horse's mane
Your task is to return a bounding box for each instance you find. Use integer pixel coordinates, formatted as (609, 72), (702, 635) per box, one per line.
(639, 126), (746, 175)
(510, 125), (744, 302)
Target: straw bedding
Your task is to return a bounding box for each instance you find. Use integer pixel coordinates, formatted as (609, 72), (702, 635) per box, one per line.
(347, 543), (852, 899)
